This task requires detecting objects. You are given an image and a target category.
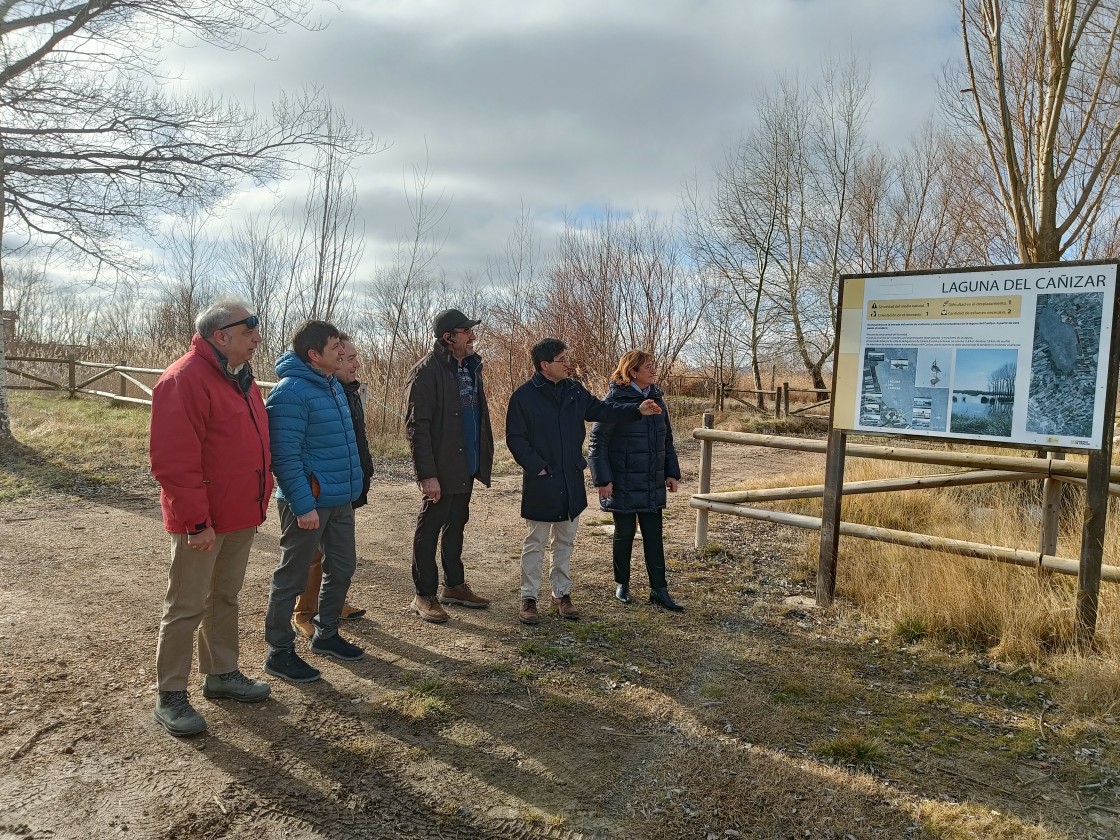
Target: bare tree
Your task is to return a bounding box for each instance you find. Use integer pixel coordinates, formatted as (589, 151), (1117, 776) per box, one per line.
(225, 208), (305, 356)
(0, 0), (367, 438)
(951, 0), (1120, 262)
(362, 159), (449, 431)
(154, 212), (220, 349)
(690, 59), (870, 394)
(543, 209), (706, 390)
(485, 206), (546, 402)
(300, 105), (382, 322)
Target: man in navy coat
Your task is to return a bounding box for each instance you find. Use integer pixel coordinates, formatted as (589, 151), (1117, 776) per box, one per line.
(505, 338), (661, 625)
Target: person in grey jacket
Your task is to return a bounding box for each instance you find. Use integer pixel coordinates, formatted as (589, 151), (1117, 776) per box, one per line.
(403, 309), (495, 624)
(506, 338), (661, 625)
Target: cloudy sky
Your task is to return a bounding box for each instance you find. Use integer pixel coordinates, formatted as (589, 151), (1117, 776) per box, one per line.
(166, 0), (962, 283)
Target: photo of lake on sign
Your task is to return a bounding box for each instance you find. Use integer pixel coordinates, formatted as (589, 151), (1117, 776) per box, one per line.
(1026, 291), (1104, 438)
(949, 347), (1018, 437)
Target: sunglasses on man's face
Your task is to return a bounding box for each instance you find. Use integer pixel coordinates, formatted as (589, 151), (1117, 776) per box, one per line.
(219, 314), (260, 331)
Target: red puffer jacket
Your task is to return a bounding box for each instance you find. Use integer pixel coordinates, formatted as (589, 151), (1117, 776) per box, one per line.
(150, 334), (273, 534)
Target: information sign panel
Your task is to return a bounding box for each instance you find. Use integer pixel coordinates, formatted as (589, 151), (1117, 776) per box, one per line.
(832, 262), (1119, 451)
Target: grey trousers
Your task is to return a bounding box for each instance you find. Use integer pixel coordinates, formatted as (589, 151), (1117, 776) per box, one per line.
(265, 500), (356, 653)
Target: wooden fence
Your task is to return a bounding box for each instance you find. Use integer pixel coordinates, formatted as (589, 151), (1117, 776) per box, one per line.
(715, 382), (831, 418)
(5, 354), (277, 404)
(690, 413), (1117, 645)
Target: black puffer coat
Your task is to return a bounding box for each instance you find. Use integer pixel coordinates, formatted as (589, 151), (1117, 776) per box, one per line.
(506, 373), (641, 522)
(342, 379), (374, 508)
(588, 382), (680, 514)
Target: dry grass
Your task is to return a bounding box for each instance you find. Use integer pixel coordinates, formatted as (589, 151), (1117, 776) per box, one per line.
(1, 391), (154, 501)
(754, 453), (1120, 714)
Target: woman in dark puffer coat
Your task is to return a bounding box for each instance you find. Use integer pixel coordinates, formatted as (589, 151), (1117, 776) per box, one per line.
(588, 350), (684, 612)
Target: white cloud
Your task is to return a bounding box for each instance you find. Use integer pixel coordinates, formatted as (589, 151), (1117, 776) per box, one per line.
(161, 0), (961, 281)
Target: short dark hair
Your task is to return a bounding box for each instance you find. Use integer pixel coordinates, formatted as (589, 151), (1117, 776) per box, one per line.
(531, 338), (566, 373)
(291, 320), (340, 363)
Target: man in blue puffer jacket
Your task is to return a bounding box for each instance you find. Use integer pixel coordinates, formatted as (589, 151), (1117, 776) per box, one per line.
(263, 320), (365, 683)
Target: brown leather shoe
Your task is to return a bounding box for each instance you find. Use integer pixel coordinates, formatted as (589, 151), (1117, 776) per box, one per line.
(439, 582), (490, 609)
(551, 594), (580, 620)
(518, 597), (539, 625)
(341, 602), (367, 620)
(410, 595), (449, 624)
(291, 613), (315, 639)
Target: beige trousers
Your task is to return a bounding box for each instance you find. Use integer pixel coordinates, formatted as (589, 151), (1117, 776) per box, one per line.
(519, 517), (579, 600)
(155, 527), (256, 691)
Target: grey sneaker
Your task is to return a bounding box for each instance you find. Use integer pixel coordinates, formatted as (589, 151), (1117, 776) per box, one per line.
(202, 669), (271, 703)
(154, 690), (207, 737)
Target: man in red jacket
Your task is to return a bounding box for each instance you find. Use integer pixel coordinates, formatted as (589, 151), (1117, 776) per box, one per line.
(149, 298), (274, 737)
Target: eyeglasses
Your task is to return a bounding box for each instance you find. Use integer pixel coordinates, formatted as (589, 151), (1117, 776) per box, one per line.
(549, 356), (572, 365)
(219, 314), (260, 331)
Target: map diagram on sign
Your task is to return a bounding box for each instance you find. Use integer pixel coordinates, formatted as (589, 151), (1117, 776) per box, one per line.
(860, 347), (950, 431)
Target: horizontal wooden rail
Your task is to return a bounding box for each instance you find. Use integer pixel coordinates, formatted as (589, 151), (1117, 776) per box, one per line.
(690, 428), (1114, 482)
(5, 353), (278, 406)
(695, 469), (1040, 503)
(74, 360), (165, 375)
(788, 399), (831, 416)
(81, 389), (154, 406)
(4, 367), (63, 390)
(688, 497), (1120, 583)
(7, 355), (71, 364)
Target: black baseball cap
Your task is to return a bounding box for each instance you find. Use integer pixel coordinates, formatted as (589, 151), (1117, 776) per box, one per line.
(433, 308), (481, 338)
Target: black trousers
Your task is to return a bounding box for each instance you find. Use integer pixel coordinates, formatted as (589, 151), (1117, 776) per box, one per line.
(412, 489), (472, 596)
(612, 510), (667, 590)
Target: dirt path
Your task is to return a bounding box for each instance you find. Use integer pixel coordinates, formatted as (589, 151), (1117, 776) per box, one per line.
(0, 432), (1116, 839)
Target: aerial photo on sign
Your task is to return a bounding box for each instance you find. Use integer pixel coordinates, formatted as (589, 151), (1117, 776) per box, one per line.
(838, 263), (1117, 450)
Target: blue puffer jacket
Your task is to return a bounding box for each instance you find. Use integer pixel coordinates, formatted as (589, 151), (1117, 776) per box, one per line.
(588, 382), (680, 513)
(266, 350), (363, 516)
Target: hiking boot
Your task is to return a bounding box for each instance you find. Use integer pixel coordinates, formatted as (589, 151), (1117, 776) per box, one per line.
(410, 595), (449, 624)
(310, 632), (364, 661)
(518, 597), (539, 625)
(202, 670), (271, 703)
(291, 613), (315, 640)
(649, 587), (685, 612)
(154, 690), (207, 737)
(263, 648), (321, 683)
(551, 594), (580, 620)
(439, 582), (490, 608)
(341, 602), (367, 620)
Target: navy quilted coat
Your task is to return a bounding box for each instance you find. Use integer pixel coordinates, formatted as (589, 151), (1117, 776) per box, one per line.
(266, 350), (363, 515)
(588, 382), (680, 513)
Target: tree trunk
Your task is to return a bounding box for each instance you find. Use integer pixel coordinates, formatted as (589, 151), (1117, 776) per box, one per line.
(0, 166), (12, 440)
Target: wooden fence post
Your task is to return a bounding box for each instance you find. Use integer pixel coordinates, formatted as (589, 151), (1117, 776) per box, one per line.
(774, 387), (781, 418)
(67, 354), (77, 398)
(694, 412), (714, 549)
(783, 382), (790, 417)
(117, 360), (127, 399)
(816, 428), (847, 606)
(1077, 448), (1112, 649)
(1037, 451), (1064, 576)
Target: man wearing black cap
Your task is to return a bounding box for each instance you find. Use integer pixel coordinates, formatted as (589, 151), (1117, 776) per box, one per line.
(403, 308), (495, 623)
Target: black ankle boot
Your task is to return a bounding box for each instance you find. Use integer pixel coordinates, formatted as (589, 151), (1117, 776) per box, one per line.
(615, 584), (631, 604)
(649, 587), (684, 612)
